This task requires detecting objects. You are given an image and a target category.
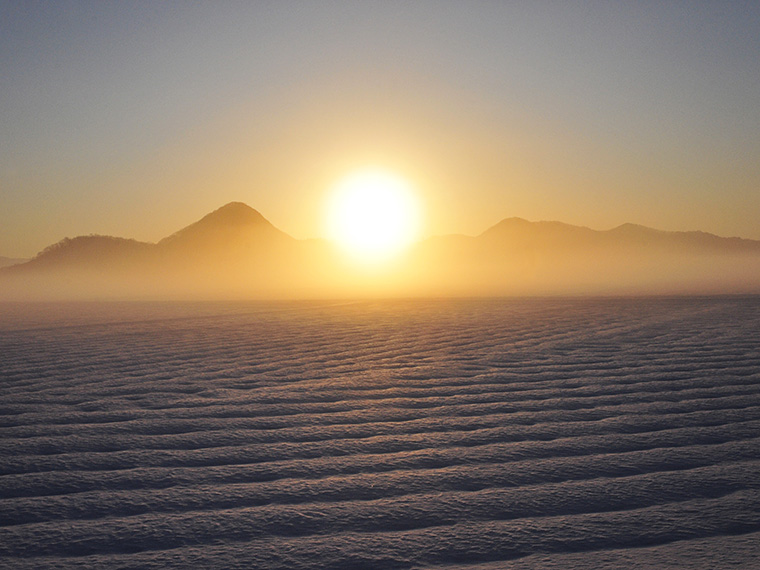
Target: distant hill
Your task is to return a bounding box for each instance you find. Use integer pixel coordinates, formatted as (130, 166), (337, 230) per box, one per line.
(477, 218), (760, 254)
(18, 236), (154, 271)
(0, 256), (27, 269)
(5, 203), (294, 273)
(2, 203), (760, 299)
(409, 217), (760, 296)
(159, 202), (291, 251)
(0, 202), (323, 299)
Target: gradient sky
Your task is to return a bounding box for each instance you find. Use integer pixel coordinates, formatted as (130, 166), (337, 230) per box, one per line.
(2, 1), (759, 257)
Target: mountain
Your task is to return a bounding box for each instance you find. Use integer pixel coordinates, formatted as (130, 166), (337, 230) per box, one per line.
(2, 203), (760, 299)
(477, 218), (760, 254)
(5, 203), (292, 274)
(0, 256), (27, 269)
(15, 236), (154, 271)
(159, 202), (291, 251)
(0, 203), (310, 299)
(407, 218), (760, 296)
(604, 223), (760, 253)
(155, 202), (298, 277)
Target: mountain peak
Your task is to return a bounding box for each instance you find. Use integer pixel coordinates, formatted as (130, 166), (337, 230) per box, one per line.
(608, 222), (664, 235)
(479, 217), (529, 236)
(201, 202), (269, 226)
(480, 217), (594, 240)
(158, 202), (289, 248)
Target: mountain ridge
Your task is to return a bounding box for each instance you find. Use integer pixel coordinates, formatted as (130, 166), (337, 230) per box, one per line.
(6, 202), (760, 267)
(2, 201), (760, 299)
(0, 255), (28, 269)
(479, 216), (760, 253)
(158, 202), (286, 247)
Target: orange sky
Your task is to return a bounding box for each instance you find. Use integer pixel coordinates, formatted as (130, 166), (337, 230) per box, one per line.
(2, 2), (759, 257)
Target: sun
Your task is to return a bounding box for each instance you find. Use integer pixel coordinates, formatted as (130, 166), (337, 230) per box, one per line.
(326, 169), (421, 262)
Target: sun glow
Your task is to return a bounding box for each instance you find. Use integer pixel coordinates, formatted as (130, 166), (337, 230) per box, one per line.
(326, 169), (421, 262)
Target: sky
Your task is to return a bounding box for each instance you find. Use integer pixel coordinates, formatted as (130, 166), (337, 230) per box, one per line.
(1, 0), (759, 258)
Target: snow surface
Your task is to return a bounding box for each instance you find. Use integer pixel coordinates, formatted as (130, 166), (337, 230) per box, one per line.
(0, 297), (759, 569)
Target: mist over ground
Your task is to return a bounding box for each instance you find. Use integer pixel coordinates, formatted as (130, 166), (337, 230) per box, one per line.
(2, 203), (760, 300)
